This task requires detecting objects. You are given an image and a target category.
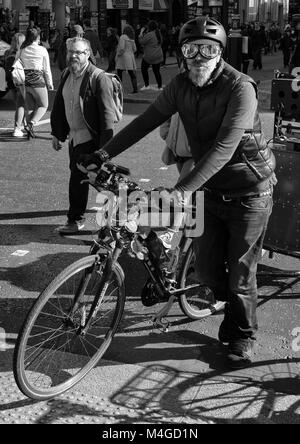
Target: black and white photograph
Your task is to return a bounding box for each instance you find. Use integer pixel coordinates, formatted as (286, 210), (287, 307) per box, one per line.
(0, 0), (299, 428)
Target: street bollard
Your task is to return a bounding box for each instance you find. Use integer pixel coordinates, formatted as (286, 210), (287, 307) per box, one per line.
(227, 29), (242, 71)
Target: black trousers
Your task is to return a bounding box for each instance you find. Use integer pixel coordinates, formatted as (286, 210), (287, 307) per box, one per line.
(141, 59), (162, 88)
(117, 69), (138, 92)
(67, 139), (97, 223)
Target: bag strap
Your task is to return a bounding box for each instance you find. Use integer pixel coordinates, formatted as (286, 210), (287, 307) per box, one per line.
(14, 48), (21, 63)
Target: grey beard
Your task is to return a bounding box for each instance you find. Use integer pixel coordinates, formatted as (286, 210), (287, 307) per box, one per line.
(68, 61), (82, 73)
(189, 68), (212, 87)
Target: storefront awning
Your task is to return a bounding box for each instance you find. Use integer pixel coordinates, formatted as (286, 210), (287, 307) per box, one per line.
(139, 0), (169, 11)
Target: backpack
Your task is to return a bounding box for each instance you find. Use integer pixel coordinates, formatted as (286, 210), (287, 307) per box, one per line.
(11, 58), (25, 86)
(92, 71), (123, 123)
(106, 72), (123, 123)
(61, 66), (123, 124)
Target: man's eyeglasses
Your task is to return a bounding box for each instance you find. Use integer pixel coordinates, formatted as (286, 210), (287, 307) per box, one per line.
(67, 50), (87, 56)
(181, 43), (221, 60)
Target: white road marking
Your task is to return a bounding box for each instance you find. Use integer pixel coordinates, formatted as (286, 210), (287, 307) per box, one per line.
(11, 250), (29, 256)
(0, 118), (50, 131)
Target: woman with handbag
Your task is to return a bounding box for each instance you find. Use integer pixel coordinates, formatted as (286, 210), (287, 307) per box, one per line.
(4, 33), (26, 137)
(19, 27), (53, 138)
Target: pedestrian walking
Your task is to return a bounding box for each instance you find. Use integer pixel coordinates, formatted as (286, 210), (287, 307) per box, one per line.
(160, 23), (169, 66)
(50, 28), (63, 64)
(79, 17), (277, 370)
(252, 23), (267, 70)
(3, 32), (26, 137)
(115, 25), (138, 94)
(104, 27), (119, 72)
(269, 23), (280, 54)
(57, 26), (87, 71)
(83, 19), (103, 65)
(280, 27), (294, 68)
(241, 25), (253, 74)
(289, 35), (300, 74)
(139, 20), (163, 90)
(134, 24), (143, 57)
(19, 27), (53, 138)
(50, 37), (116, 235)
(57, 28), (70, 71)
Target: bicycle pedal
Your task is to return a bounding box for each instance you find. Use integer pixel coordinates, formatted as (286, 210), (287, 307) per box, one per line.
(152, 319), (170, 333)
(141, 280), (169, 307)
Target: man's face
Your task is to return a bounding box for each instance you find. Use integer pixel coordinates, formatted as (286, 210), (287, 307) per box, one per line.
(183, 39), (222, 88)
(67, 41), (90, 73)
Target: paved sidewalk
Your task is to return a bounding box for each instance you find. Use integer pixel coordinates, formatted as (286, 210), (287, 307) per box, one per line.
(1, 348), (299, 424)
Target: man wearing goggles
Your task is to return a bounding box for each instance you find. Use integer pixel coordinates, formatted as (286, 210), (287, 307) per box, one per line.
(181, 42), (221, 59)
(179, 37), (223, 88)
(78, 17), (276, 370)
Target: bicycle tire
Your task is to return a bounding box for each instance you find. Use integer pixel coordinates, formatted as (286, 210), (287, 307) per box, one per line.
(13, 255), (125, 400)
(178, 245), (225, 319)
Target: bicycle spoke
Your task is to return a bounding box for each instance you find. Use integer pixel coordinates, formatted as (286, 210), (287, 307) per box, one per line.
(24, 326), (68, 362)
(14, 255), (125, 399)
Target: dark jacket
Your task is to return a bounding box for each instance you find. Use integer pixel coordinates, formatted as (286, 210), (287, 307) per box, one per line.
(103, 34), (118, 53)
(51, 62), (115, 147)
(252, 29), (267, 50)
(98, 61), (276, 195)
(290, 40), (300, 68)
(84, 28), (103, 57)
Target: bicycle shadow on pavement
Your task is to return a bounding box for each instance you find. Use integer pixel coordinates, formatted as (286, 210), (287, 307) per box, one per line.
(0, 250), (147, 293)
(0, 252), (91, 292)
(0, 221), (97, 247)
(257, 266), (300, 307)
(0, 350), (299, 424)
(109, 359), (300, 424)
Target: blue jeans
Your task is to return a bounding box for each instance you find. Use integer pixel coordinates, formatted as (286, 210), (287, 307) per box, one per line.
(193, 192), (273, 340)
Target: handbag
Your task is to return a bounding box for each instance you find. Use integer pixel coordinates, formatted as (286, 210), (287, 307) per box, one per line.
(11, 57), (25, 86)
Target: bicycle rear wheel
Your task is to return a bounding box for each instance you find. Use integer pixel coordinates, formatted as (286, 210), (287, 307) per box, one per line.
(13, 255), (125, 400)
(178, 246), (225, 319)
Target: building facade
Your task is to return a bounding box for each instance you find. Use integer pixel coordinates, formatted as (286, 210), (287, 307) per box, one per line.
(0, 0), (292, 41)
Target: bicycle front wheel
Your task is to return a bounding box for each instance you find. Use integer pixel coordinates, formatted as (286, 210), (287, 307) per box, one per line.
(13, 255), (125, 400)
(178, 246), (225, 319)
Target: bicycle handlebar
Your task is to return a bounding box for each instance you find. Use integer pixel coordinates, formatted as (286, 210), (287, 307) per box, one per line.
(104, 162), (131, 176)
(85, 162), (143, 195)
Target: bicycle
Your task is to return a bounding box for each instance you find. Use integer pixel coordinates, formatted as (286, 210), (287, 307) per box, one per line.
(13, 162), (225, 400)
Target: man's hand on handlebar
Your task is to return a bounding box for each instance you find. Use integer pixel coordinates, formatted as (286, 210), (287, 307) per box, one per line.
(77, 153), (104, 171)
(77, 163), (98, 185)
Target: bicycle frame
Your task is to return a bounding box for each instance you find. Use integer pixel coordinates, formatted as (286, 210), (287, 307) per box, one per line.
(80, 227), (201, 332)
(78, 162), (203, 331)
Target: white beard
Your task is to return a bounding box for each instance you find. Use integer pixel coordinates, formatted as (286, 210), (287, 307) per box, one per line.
(188, 66), (212, 87)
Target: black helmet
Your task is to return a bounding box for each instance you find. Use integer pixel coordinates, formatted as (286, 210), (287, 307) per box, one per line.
(178, 17), (227, 49)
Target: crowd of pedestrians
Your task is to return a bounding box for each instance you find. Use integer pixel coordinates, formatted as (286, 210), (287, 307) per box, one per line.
(1, 17), (300, 141)
(239, 21), (300, 72)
